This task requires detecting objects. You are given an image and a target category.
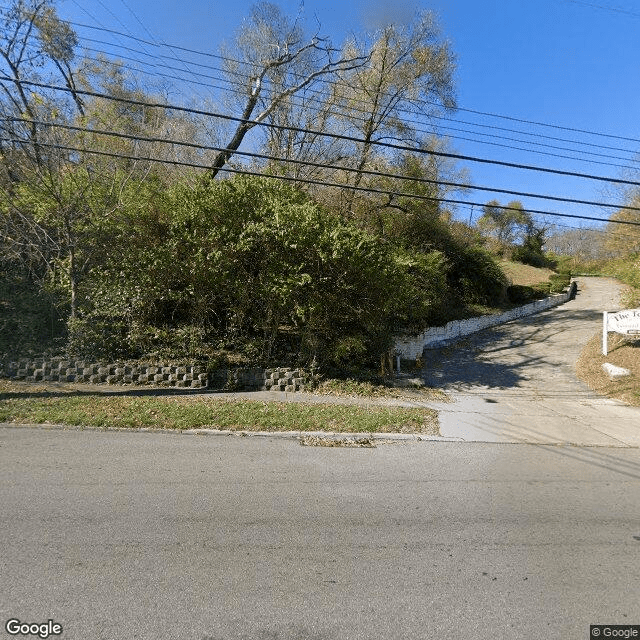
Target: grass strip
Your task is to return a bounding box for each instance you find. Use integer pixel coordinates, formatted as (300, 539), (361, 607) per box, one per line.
(0, 393), (439, 435)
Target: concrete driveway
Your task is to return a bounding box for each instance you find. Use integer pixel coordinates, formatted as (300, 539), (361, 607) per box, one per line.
(420, 277), (640, 447)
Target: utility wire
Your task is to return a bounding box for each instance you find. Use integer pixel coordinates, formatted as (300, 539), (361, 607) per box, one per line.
(70, 29), (640, 160)
(64, 41), (640, 171)
(3, 76), (640, 189)
(50, 13), (640, 146)
(6, 9), (640, 161)
(4, 135), (640, 228)
(7, 115), (640, 213)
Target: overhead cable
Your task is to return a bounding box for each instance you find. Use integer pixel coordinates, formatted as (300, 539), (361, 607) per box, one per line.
(4, 135), (640, 228)
(3, 76), (640, 189)
(6, 115), (640, 213)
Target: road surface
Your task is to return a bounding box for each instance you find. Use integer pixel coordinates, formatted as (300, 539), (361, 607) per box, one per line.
(1, 427), (639, 640)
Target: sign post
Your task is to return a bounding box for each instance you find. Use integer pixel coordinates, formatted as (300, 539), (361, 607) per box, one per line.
(603, 308), (640, 355)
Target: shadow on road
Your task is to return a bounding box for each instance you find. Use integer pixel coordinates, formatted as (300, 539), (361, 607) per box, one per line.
(420, 305), (606, 391)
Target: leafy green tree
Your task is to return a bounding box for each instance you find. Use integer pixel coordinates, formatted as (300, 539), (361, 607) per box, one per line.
(477, 200), (529, 247)
(604, 193), (640, 257)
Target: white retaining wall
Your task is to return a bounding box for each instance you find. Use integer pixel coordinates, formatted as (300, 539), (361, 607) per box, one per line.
(394, 286), (575, 360)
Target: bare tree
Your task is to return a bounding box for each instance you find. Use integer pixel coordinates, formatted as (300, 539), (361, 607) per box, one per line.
(330, 11), (456, 215)
(0, 0), (83, 175)
(207, 2), (367, 180)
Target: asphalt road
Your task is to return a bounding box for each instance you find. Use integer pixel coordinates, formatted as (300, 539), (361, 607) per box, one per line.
(1, 426), (639, 640)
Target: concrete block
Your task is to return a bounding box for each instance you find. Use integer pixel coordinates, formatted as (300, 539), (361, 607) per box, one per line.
(602, 363), (631, 379)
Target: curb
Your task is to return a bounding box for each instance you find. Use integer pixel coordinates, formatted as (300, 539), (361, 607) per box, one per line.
(0, 422), (460, 442)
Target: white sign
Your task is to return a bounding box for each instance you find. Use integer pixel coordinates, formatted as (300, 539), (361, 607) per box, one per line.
(602, 308), (640, 355)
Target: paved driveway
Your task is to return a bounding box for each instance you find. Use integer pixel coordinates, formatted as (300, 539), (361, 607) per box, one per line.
(420, 277), (640, 446)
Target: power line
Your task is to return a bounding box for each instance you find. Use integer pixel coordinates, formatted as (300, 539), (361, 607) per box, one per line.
(4, 76), (640, 190)
(63, 40), (640, 171)
(566, 0), (640, 19)
(8, 115), (640, 214)
(5, 7), (640, 165)
(4, 135), (640, 228)
(53, 12), (640, 146)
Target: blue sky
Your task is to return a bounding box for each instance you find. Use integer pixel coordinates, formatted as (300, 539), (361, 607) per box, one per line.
(57, 0), (640, 232)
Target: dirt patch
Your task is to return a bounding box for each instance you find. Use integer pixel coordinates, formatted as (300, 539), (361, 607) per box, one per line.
(576, 333), (640, 406)
(299, 435), (390, 447)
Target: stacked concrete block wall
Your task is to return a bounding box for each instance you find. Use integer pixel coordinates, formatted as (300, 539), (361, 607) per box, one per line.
(208, 367), (308, 392)
(263, 368), (307, 392)
(1, 359), (208, 388)
(394, 286), (575, 360)
(1, 360), (310, 392)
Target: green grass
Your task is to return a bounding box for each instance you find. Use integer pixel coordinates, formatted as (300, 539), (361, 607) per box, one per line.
(0, 390), (439, 435)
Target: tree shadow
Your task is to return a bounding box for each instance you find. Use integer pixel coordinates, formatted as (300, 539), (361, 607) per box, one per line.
(419, 306), (606, 390)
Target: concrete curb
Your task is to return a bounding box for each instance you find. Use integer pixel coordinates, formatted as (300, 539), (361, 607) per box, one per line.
(0, 422), (460, 442)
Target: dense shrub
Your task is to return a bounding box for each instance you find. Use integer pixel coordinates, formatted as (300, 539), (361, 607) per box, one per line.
(447, 244), (509, 305)
(506, 285), (545, 303)
(602, 254), (640, 307)
(0, 263), (67, 358)
(70, 176), (446, 368)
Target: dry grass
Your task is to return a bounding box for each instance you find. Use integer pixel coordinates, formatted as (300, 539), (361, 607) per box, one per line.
(576, 333), (640, 406)
(314, 377), (448, 402)
(500, 260), (556, 286)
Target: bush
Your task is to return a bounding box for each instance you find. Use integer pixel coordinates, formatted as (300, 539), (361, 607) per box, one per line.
(0, 264), (67, 358)
(506, 285), (544, 303)
(548, 273), (571, 293)
(72, 176), (433, 369)
(448, 244), (509, 305)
